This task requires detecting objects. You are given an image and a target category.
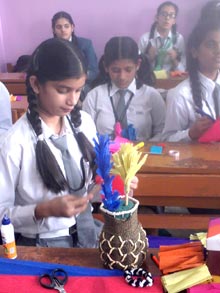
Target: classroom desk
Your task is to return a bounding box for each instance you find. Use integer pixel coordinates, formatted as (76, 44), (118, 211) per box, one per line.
(10, 95), (28, 123)
(155, 76), (186, 89)
(1, 72), (185, 97)
(0, 246), (160, 276)
(134, 142), (220, 230)
(0, 72), (26, 95)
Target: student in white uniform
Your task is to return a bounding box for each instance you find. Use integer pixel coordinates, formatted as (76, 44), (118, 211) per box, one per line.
(83, 36), (166, 142)
(0, 38), (102, 248)
(0, 82), (12, 138)
(138, 1), (185, 72)
(162, 17), (220, 142)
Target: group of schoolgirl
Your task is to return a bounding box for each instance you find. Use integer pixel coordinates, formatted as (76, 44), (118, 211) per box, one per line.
(0, 1), (220, 249)
(83, 0), (220, 144)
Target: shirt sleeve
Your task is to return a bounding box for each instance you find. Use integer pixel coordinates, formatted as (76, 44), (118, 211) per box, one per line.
(175, 34), (186, 71)
(148, 88), (166, 141)
(0, 83), (12, 136)
(138, 33), (150, 54)
(0, 142), (38, 232)
(162, 88), (192, 142)
(82, 89), (97, 121)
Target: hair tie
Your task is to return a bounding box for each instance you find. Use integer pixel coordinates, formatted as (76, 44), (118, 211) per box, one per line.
(37, 134), (44, 141)
(124, 268), (153, 287)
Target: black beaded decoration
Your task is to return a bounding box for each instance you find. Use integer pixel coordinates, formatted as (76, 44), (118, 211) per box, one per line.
(124, 268), (153, 287)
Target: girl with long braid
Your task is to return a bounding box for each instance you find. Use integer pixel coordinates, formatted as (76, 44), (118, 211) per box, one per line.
(83, 36), (165, 142)
(162, 17), (220, 142)
(138, 1), (185, 72)
(0, 38), (102, 248)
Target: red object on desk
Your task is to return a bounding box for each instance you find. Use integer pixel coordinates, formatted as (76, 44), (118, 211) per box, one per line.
(0, 275), (163, 292)
(170, 71), (188, 77)
(198, 118), (220, 143)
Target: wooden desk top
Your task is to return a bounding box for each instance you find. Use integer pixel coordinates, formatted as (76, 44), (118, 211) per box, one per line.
(140, 142), (220, 175)
(0, 246), (160, 275)
(155, 76), (186, 90)
(0, 72), (26, 82)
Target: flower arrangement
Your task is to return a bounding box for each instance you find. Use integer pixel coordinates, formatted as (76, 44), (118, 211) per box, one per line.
(94, 134), (148, 212)
(94, 134), (149, 270)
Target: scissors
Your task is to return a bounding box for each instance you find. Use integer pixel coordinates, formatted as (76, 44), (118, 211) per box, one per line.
(39, 268), (68, 293)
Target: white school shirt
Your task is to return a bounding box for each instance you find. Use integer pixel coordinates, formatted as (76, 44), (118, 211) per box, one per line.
(0, 111), (96, 238)
(83, 79), (166, 142)
(0, 82), (12, 138)
(162, 72), (220, 142)
(138, 30), (186, 71)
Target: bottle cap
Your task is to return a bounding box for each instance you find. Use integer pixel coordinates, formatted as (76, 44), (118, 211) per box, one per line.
(2, 215), (11, 225)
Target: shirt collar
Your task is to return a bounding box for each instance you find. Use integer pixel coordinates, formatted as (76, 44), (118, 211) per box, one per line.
(41, 116), (72, 140)
(109, 78), (136, 96)
(199, 71), (220, 92)
(155, 29), (172, 39)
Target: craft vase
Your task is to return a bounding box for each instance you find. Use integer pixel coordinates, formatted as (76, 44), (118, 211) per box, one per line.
(99, 196), (148, 270)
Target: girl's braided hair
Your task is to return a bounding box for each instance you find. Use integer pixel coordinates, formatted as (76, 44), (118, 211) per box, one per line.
(26, 38), (96, 193)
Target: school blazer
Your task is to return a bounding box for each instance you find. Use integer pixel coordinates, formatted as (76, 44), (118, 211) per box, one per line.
(76, 36), (98, 84)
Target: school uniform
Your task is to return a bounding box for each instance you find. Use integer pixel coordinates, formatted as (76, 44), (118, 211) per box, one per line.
(138, 30), (186, 71)
(83, 79), (166, 141)
(162, 72), (220, 142)
(0, 82), (12, 138)
(75, 36), (98, 84)
(0, 111), (97, 245)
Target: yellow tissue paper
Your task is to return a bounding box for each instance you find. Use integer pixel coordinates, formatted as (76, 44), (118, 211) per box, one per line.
(111, 142), (147, 205)
(154, 70), (168, 79)
(189, 232), (207, 247)
(161, 264), (212, 293)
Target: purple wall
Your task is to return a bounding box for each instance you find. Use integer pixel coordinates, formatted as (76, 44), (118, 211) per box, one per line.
(0, 0), (209, 71)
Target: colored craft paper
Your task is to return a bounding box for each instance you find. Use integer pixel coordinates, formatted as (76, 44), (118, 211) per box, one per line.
(187, 283), (220, 293)
(206, 218), (220, 251)
(198, 118), (220, 143)
(0, 258), (163, 293)
(161, 264), (212, 293)
(159, 242), (205, 274)
(154, 70), (168, 79)
(150, 146), (163, 155)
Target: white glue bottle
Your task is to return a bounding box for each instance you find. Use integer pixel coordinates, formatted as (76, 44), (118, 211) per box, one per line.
(1, 215), (17, 259)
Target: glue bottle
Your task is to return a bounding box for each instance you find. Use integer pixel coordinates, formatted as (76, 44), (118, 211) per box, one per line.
(1, 215), (17, 259)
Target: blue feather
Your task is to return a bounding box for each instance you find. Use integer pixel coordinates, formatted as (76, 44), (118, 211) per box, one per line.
(94, 134), (121, 211)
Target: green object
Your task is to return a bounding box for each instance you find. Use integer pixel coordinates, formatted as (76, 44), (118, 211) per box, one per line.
(154, 38), (172, 71)
(155, 49), (167, 71)
(115, 200), (135, 220)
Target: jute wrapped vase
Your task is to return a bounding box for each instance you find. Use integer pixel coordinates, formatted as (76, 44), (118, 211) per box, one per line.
(99, 197), (148, 270)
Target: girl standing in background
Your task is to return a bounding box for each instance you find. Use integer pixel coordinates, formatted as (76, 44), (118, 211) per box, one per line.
(52, 11), (98, 95)
(138, 1), (185, 72)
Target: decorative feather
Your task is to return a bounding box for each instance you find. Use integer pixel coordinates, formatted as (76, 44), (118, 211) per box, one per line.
(93, 134), (121, 211)
(111, 142), (148, 205)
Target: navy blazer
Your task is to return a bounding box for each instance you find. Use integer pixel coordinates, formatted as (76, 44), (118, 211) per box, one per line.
(76, 36), (98, 84)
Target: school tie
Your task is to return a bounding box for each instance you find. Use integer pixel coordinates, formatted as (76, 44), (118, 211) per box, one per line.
(117, 89), (128, 128)
(212, 83), (220, 118)
(50, 135), (98, 248)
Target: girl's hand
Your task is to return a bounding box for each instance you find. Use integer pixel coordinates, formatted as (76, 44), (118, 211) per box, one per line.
(130, 176), (139, 190)
(189, 117), (214, 140)
(167, 49), (178, 61)
(147, 44), (157, 62)
(35, 194), (93, 219)
(128, 176), (139, 198)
